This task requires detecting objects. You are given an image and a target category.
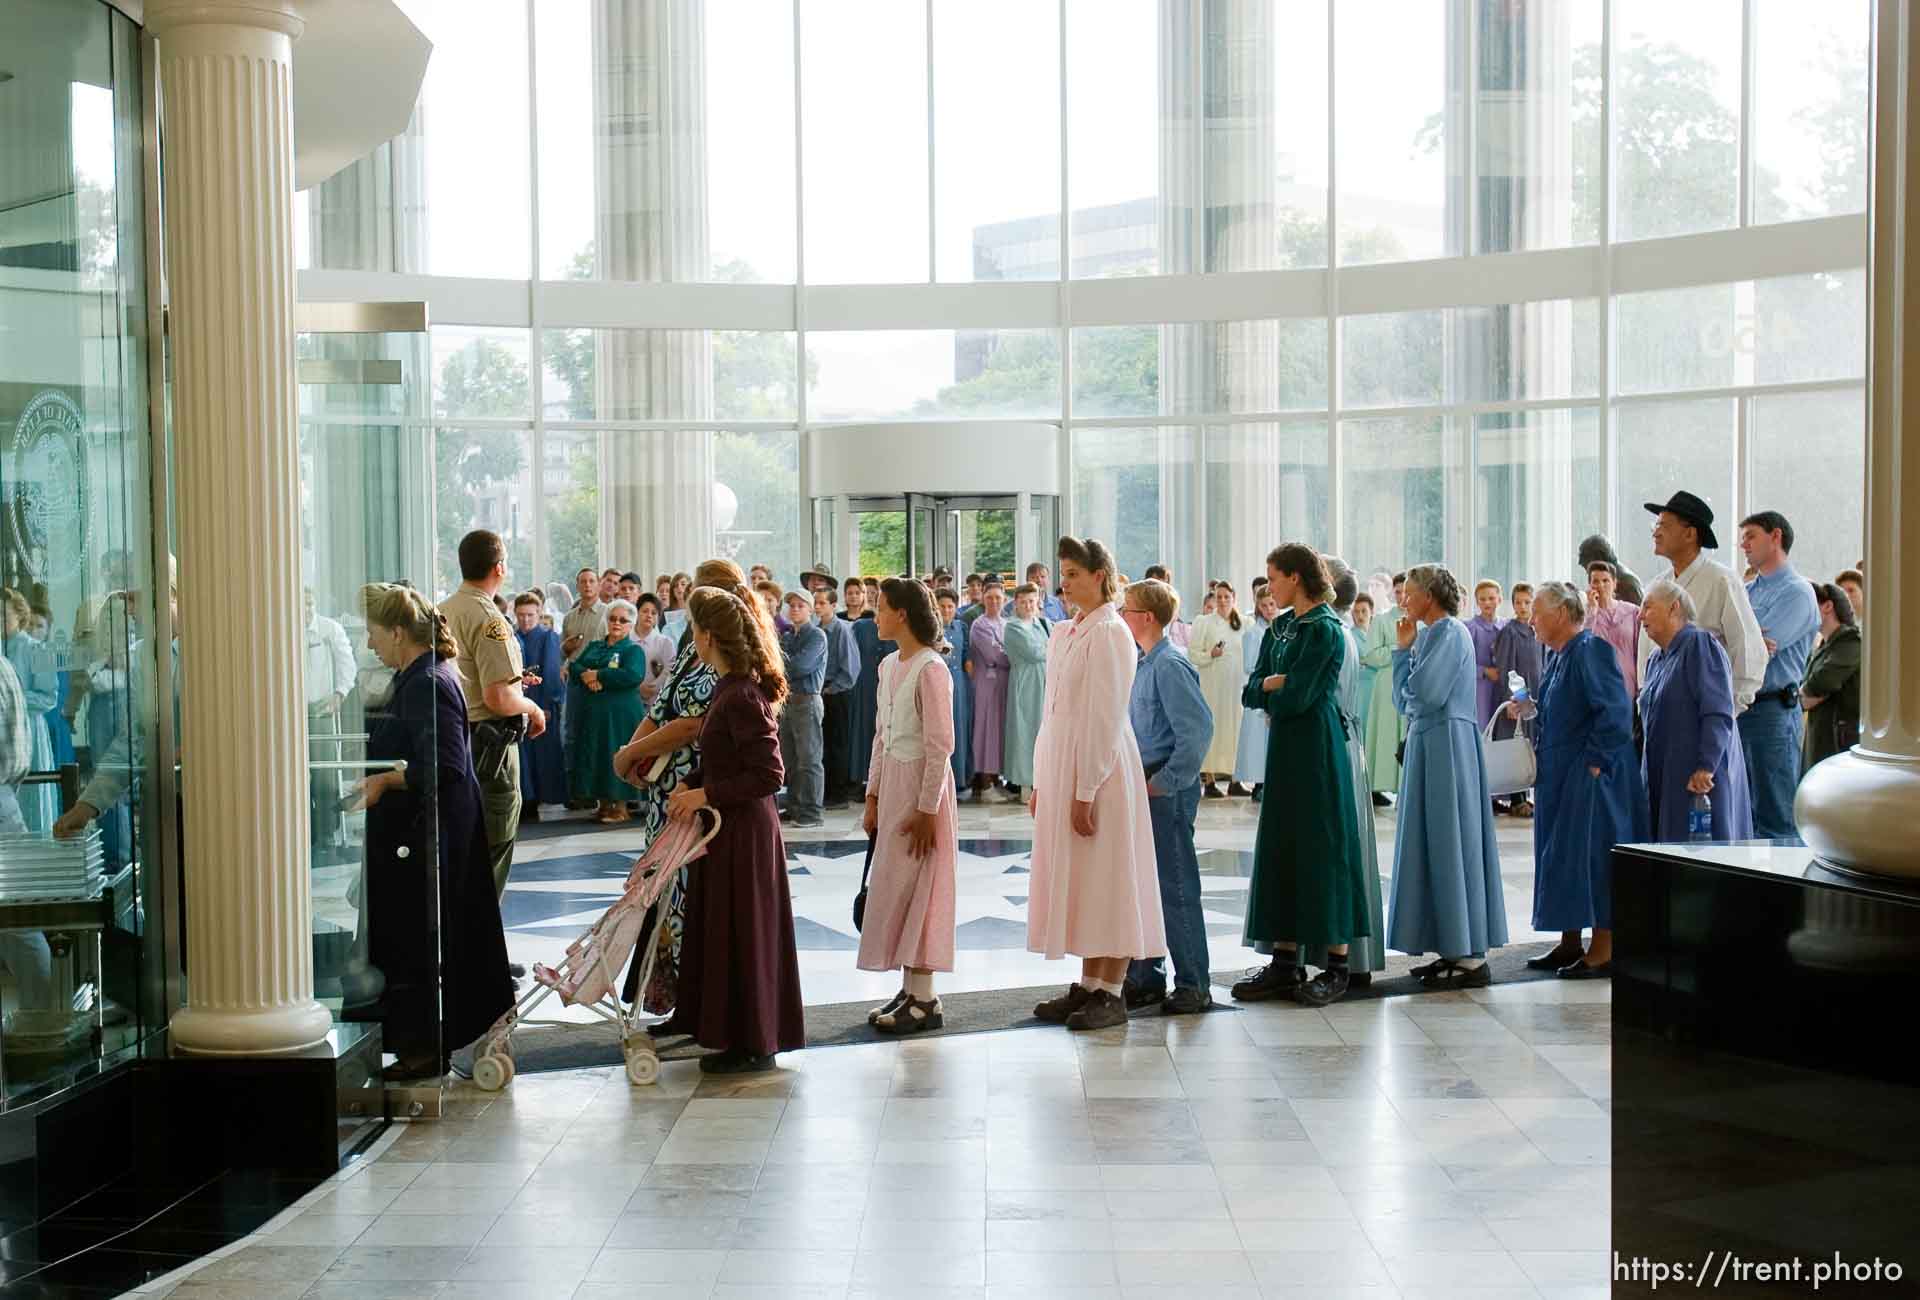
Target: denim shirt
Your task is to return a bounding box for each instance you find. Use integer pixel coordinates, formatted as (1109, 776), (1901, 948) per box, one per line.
(1129, 636), (1212, 796)
(782, 622), (828, 694)
(1745, 563), (1820, 695)
(820, 611), (860, 693)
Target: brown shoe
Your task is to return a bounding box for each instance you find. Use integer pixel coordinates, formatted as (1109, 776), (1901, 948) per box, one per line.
(1033, 983), (1092, 1023)
(1065, 990), (1129, 1030)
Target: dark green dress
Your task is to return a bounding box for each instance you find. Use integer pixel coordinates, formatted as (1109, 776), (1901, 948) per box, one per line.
(568, 635), (649, 800)
(1240, 602), (1370, 948)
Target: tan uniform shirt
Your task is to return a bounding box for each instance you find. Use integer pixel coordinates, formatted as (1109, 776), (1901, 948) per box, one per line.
(441, 583), (523, 722)
(562, 599), (608, 665)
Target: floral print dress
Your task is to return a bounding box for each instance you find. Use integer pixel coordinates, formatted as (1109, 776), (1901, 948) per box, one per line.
(635, 640), (718, 1014)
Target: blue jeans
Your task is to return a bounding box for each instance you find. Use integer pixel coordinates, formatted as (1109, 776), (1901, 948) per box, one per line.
(1128, 781), (1210, 993)
(1739, 696), (1804, 843)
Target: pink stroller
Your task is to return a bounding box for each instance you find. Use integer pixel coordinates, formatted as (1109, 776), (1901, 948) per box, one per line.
(469, 807), (722, 1090)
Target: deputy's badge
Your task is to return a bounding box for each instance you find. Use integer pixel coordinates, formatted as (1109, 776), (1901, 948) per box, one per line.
(485, 619), (509, 642)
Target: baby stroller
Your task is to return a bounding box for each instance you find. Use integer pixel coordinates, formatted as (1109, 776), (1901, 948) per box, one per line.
(469, 806), (721, 1090)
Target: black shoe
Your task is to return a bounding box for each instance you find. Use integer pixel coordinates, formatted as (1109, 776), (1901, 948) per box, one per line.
(1231, 960), (1303, 1002)
(1065, 989), (1129, 1030)
(1407, 958), (1446, 980)
(823, 798), (850, 811)
(778, 807), (795, 822)
(698, 1048), (777, 1074)
(1122, 978), (1165, 1011)
(1162, 986), (1212, 1015)
(1296, 962), (1351, 1007)
(1227, 782), (1252, 797)
(1202, 784), (1226, 800)
(1371, 792), (1392, 807)
(1525, 944), (1584, 971)
(789, 816), (824, 829)
(507, 963), (527, 979)
(1557, 959), (1613, 980)
(1250, 784), (1263, 803)
(647, 1019), (690, 1039)
(1034, 983), (1092, 1023)
(1419, 961), (1493, 990)
(1347, 971), (1372, 989)
(522, 805), (541, 823)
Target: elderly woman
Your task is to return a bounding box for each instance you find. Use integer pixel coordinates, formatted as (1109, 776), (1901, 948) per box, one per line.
(1801, 582), (1862, 772)
(567, 599), (647, 823)
(354, 584), (513, 1079)
(1385, 564), (1508, 989)
(1510, 583), (1648, 979)
(1640, 579), (1754, 840)
(1026, 537), (1165, 1031)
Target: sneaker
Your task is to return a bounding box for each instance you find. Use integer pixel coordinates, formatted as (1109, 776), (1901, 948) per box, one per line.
(789, 815), (824, 828)
(1162, 986), (1213, 1015)
(1231, 960), (1303, 1002)
(1122, 978), (1165, 1011)
(1034, 982), (1092, 1023)
(1065, 989), (1129, 1030)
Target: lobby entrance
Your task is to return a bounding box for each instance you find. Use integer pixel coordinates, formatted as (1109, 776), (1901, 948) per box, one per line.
(813, 492), (1060, 581)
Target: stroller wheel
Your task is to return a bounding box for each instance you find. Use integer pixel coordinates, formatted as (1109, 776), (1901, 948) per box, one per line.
(625, 1048), (660, 1086)
(473, 1052), (514, 1092)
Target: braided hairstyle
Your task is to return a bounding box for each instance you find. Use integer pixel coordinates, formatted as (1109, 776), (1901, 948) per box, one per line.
(361, 582), (457, 659)
(879, 576), (950, 654)
(688, 584), (789, 709)
(1056, 535), (1120, 606)
(1266, 543), (1332, 603)
(1403, 563), (1463, 617)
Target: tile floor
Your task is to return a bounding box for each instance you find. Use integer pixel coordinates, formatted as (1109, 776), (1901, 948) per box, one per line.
(132, 797), (1610, 1300)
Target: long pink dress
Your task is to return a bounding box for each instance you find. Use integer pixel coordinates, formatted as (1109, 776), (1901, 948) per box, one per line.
(856, 648), (960, 973)
(1026, 602), (1166, 960)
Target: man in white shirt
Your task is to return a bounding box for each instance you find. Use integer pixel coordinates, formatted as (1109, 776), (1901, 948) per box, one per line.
(1636, 491), (1768, 715)
(306, 588), (357, 851)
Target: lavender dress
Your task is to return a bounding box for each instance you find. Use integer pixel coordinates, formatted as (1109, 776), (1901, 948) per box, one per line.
(1466, 614), (1503, 730)
(969, 613), (1010, 772)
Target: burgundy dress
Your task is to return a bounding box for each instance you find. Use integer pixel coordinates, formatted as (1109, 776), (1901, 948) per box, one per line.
(673, 672), (807, 1057)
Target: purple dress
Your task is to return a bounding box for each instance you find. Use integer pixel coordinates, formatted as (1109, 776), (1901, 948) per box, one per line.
(969, 613), (1010, 772)
(1466, 615), (1503, 729)
(1640, 623), (1754, 841)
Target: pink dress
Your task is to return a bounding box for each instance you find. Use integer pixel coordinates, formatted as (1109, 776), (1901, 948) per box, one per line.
(1026, 603), (1167, 960)
(856, 648), (960, 973)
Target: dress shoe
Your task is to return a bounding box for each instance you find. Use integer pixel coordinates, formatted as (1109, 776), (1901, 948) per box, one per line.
(1526, 945), (1584, 971)
(1371, 792), (1392, 808)
(1557, 959), (1613, 980)
(698, 1048), (777, 1074)
(1230, 960), (1303, 1002)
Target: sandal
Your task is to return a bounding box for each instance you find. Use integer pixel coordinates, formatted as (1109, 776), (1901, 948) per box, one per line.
(867, 989), (909, 1026)
(1419, 960), (1493, 990)
(874, 995), (944, 1036)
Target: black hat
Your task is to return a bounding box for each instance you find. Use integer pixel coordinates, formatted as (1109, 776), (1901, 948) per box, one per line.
(798, 560), (837, 587)
(1642, 491), (1719, 550)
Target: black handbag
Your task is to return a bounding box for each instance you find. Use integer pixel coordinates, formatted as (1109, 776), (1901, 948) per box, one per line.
(852, 831), (877, 931)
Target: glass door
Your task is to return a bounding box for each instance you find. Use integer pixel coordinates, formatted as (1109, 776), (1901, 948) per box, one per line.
(928, 496), (1017, 581)
(296, 308), (437, 1111)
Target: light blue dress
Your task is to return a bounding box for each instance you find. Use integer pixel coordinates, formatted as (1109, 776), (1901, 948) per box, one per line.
(1232, 616), (1271, 785)
(1001, 616), (1048, 787)
(5, 632), (58, 834)
(1385, 617), (1509, 959)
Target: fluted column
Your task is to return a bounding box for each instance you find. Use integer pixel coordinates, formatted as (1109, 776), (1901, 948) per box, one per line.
(1795, 0), (1920, 879)
(150, 0), (333, 1053)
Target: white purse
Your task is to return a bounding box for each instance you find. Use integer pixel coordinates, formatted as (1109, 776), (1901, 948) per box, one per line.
(1480, 712), (1537, 797)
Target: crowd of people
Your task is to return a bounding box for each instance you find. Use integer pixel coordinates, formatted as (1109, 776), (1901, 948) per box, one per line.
(217, 474), (1866, 1081)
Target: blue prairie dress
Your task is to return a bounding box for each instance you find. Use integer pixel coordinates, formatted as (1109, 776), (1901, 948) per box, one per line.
(942, 617), (974, 789)
(1529, 629), (1649, 932)
(1385, 617), (1509, 960)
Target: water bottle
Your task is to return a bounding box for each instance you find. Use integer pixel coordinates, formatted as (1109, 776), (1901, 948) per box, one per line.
(1688, 792), (1713, 842)
(1507, 671), (1529, 704)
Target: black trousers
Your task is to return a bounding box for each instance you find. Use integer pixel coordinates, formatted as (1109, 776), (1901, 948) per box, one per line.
(822, 689), (854, 803)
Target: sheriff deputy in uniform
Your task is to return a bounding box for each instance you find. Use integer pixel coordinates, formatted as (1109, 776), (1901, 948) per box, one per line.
(440, 529), (548, 899)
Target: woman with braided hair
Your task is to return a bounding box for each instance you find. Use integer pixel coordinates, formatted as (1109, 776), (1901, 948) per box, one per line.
(661, 583), (806, 1073)
(1026, 537), (1166, 1031)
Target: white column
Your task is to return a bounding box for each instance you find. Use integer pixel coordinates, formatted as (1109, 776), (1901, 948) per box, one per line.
(1795, 0), (1920, 879)
(149, 0), (333, 1053)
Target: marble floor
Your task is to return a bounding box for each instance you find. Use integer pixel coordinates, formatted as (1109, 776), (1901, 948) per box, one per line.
(131, 795), (1610, 1299)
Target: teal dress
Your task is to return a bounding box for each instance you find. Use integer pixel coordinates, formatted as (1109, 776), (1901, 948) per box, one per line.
(566, 635), (648, 800)
(1001, 616), (1048, 787)
(1241, 604), (1370, 949)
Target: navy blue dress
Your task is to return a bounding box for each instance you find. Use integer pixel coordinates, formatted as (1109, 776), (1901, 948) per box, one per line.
(1641, 623), (1754, 841)
(844, 612), (895, 786)
(1529, 630), (1649, 931)
(514, 623), (567, 806)
(365, 653), (514, 1066)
